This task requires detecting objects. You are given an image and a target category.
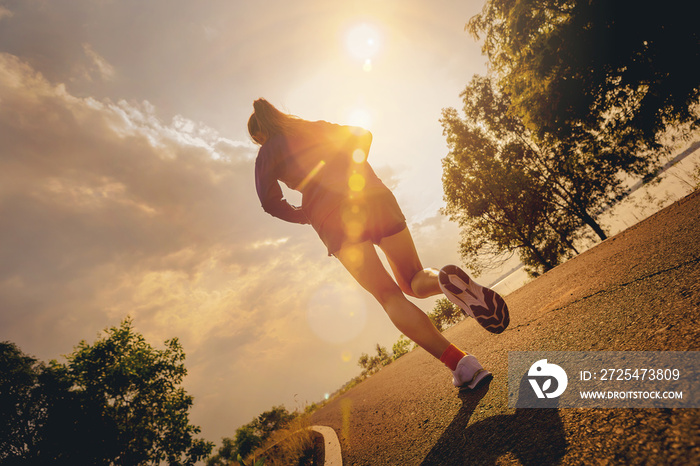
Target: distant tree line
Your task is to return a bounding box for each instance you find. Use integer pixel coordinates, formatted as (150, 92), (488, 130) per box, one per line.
(0, 319), (212, 465)
(442, 0), (700, 276)
(206, 405), (297, 465)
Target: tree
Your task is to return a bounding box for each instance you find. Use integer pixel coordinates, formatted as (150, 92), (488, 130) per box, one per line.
(447, 75), (613, 238)
(52, 318), (214, 465)
(231, 425), (264, 461)
(0, 320), (213, 465)
(468, 0), (699, 156)
(0, 342), (47, 463)
(441, 92), (575, 274)
(207, 406), (296, 464)
(392, 335), (414, 360)
(205, 437), (237, 466)
(427, 298), (464, 332)
(357, 344), (392, 377)
(441, 75), (657, 275)
(255, 406), (295, 440)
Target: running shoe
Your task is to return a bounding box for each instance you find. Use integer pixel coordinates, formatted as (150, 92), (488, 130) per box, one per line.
(452, 355), (492, 389)
(439, 264), (510, 334)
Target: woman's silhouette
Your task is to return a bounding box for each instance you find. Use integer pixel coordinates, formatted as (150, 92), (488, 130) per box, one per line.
(248, 99), (509, 388)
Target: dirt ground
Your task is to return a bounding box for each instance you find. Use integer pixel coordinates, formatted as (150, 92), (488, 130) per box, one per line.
(310, 189), (700, 465)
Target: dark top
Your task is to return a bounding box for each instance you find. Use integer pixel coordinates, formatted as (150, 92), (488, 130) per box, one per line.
(254, 120), (388, 230)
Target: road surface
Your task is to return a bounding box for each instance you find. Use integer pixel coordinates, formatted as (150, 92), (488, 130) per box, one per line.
(310, 189), (700, 465)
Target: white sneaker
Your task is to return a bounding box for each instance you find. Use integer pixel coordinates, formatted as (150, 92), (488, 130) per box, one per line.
(452, 355), (492, 389)
(439, 265), (510, 334)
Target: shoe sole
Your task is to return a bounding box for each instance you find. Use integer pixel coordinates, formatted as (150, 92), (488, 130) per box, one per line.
(439, 265), (510, 334)
(466, 368), (492, 389)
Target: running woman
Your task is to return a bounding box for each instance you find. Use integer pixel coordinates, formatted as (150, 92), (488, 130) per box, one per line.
(248, 99), (509, 389)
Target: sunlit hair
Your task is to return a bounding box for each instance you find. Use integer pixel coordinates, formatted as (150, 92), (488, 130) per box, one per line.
(247, 98), (304, 145)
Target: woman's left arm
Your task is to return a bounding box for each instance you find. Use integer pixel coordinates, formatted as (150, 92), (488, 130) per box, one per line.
(254, 152), (309, 225)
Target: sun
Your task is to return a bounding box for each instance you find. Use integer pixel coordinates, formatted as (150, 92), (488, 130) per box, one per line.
(344, 22), (383, 62)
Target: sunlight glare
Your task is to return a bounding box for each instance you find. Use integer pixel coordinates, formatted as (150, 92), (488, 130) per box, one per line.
(347, 108), (372, 128)
(345, 22), (383, 60)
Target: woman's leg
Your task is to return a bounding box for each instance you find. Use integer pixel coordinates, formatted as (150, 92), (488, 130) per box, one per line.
(377, 227), (441, 298)
(334, 241), (451, 359)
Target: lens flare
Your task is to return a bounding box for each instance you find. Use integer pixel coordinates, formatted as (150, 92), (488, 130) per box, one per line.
(352, 149), (366, 163)
(306, 282), (367, 343)
(341, 398), (352, 441)
(343, 244), (365, 268)
(347, 108), (371, 128)
(341, 203), (367, 241)
(348, 172), (366, 191)
(344, 221), (363, 240)
(296, 160), (326, 191)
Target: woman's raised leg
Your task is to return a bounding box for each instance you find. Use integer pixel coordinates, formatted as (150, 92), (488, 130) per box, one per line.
(377, 227), (441, 298)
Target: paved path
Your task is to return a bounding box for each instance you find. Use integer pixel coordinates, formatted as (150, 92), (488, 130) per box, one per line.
(310, 190), (700, 465)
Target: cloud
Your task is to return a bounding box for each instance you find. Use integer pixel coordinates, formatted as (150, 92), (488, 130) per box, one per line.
(0, 6), (12, 21)
(0, 54), (322, 354)
(80, 43), (116, 81)
(0, 53), (234, 334)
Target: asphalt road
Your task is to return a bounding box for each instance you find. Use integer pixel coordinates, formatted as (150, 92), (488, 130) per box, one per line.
(309, 189), (700, 465)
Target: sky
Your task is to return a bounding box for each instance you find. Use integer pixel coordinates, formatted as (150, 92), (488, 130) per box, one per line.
(0, 0), (495, 445)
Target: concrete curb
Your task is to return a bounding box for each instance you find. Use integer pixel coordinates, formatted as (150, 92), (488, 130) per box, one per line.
(309, 425), (342, 465)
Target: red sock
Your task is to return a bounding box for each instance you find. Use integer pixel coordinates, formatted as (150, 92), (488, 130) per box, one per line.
(440, 344), (466, 371)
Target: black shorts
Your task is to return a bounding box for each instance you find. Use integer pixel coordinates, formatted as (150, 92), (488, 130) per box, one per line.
(316, 188), (407, 256)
